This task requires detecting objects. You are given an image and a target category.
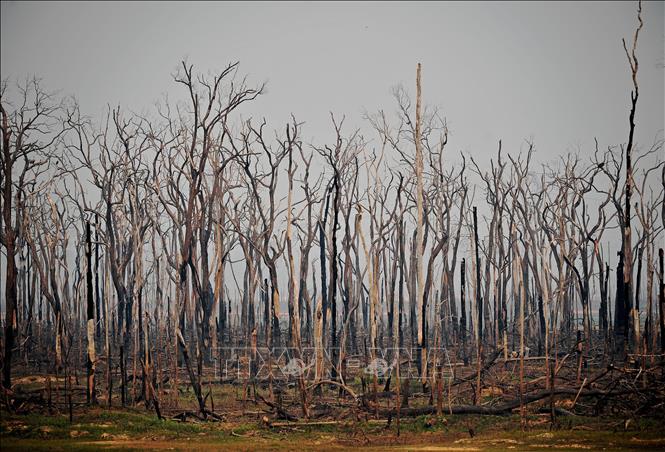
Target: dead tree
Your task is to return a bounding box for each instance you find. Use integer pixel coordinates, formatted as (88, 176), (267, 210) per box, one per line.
(414, 63), (427, 389)
(634, 148), (664, 354)
(471, 143), (509, 355)
(85, 220), (97, 404)
(1, 79), (64, 388)
(315, 115), (360, 380)
(163, 61), (262, 414)
(618, 0), (643, 354)
(23, 191), (69, 374)
(658, 248), (665, 354)
(472, 206), (483, 401)
(294, 145), (324, 345)
(67, 104), (150, 406)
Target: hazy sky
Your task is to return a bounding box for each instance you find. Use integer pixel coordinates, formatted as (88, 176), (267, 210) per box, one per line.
(2, 1), (663, 168)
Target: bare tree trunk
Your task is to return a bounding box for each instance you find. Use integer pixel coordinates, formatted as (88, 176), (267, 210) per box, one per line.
(513, 224), (526, 428)
(473, 207), (483, 402)
(330, 172), (340, 379)
(596, 240), (609, 339)
(620, 1), (643, 355)
(2, 225), (17, 390)
(95, 218), (102, 339)
(1, 106), (18, 389)
(105, 253), (112, 407)
(460, 259), (467, 365)
(414, 62), (427, 390)
(635, 245), (644, 350)
(645, 242), (654, 355)
(314, 300), (324, 384)
(615, 251), (626, 345)
(319, 216), (329, 352)
(85, 221), (97, 404)
(286, 147), (301, 351)
(176, 329), (206, 414)
(659, 248), (664, 356)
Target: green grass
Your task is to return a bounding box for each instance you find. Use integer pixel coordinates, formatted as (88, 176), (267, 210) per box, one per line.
(1, 408), (204, 441)
(2, 409), (665, 451)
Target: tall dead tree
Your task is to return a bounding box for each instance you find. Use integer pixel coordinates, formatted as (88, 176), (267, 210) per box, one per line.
(472, 206), (483, 402)
(169, 62), (262, 414)
(618, 0), (642, 353)
(414, 63), (427, 389)
(85, 220), (97, 404)
(315, 116), (359, 379)
(659, 248), (664, 355)
(1, 79), (63, 388)
(23, 192), (68, 374)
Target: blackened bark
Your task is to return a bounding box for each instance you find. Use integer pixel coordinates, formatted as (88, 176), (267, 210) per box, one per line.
(599, 262), (609, 338)
(2, 107), (17, 389)
(635, 245), (643, 312)
(319, 189), (331, 350)
(621, 9), (641, 353)
(460, 258), (467, 364)
(263, 278), (269, 344)
(95, 218), (101, 339)
(614, 251), (627, 340)
(330, 173), (340, 379)
(473, 207), (482, 344)
(85, 221), (96, 404)
(2, 232), (17, 389)
(268, 263), (281, 349)
(120, 344), (126, 406)
(537, 295), (545, 356)
(177, 331), (206, 414)
(659, 248), (664, 355)
(398, 220), (406, 349)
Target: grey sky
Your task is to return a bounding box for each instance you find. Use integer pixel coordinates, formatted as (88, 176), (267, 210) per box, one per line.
(2, 1), (663, 167)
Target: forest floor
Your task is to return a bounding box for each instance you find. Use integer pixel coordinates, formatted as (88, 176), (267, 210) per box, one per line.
(3, 355), (665, 451)
(2, 407), (665, 451)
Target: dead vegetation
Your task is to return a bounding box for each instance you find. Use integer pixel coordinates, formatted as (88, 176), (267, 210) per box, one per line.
(1, 1), (664, 449)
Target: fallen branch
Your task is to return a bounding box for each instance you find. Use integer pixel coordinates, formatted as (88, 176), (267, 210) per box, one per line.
(451, 347), (503, 387)
(307, 380), (359, 400)
(257, 394), (298, 421)
(374, 388), (635, 417)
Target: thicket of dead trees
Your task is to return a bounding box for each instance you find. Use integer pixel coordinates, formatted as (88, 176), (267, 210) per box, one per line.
(1, 2), (664, 427)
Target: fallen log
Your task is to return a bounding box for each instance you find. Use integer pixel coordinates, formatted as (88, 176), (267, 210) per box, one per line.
(268, 419), (388, 428)
(306, 380), (359, 400)
(450, 347), (503, 387)
(537, 406), (576, 416)
(257, 394), (298, 421)
(373, 388), (634, 417)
